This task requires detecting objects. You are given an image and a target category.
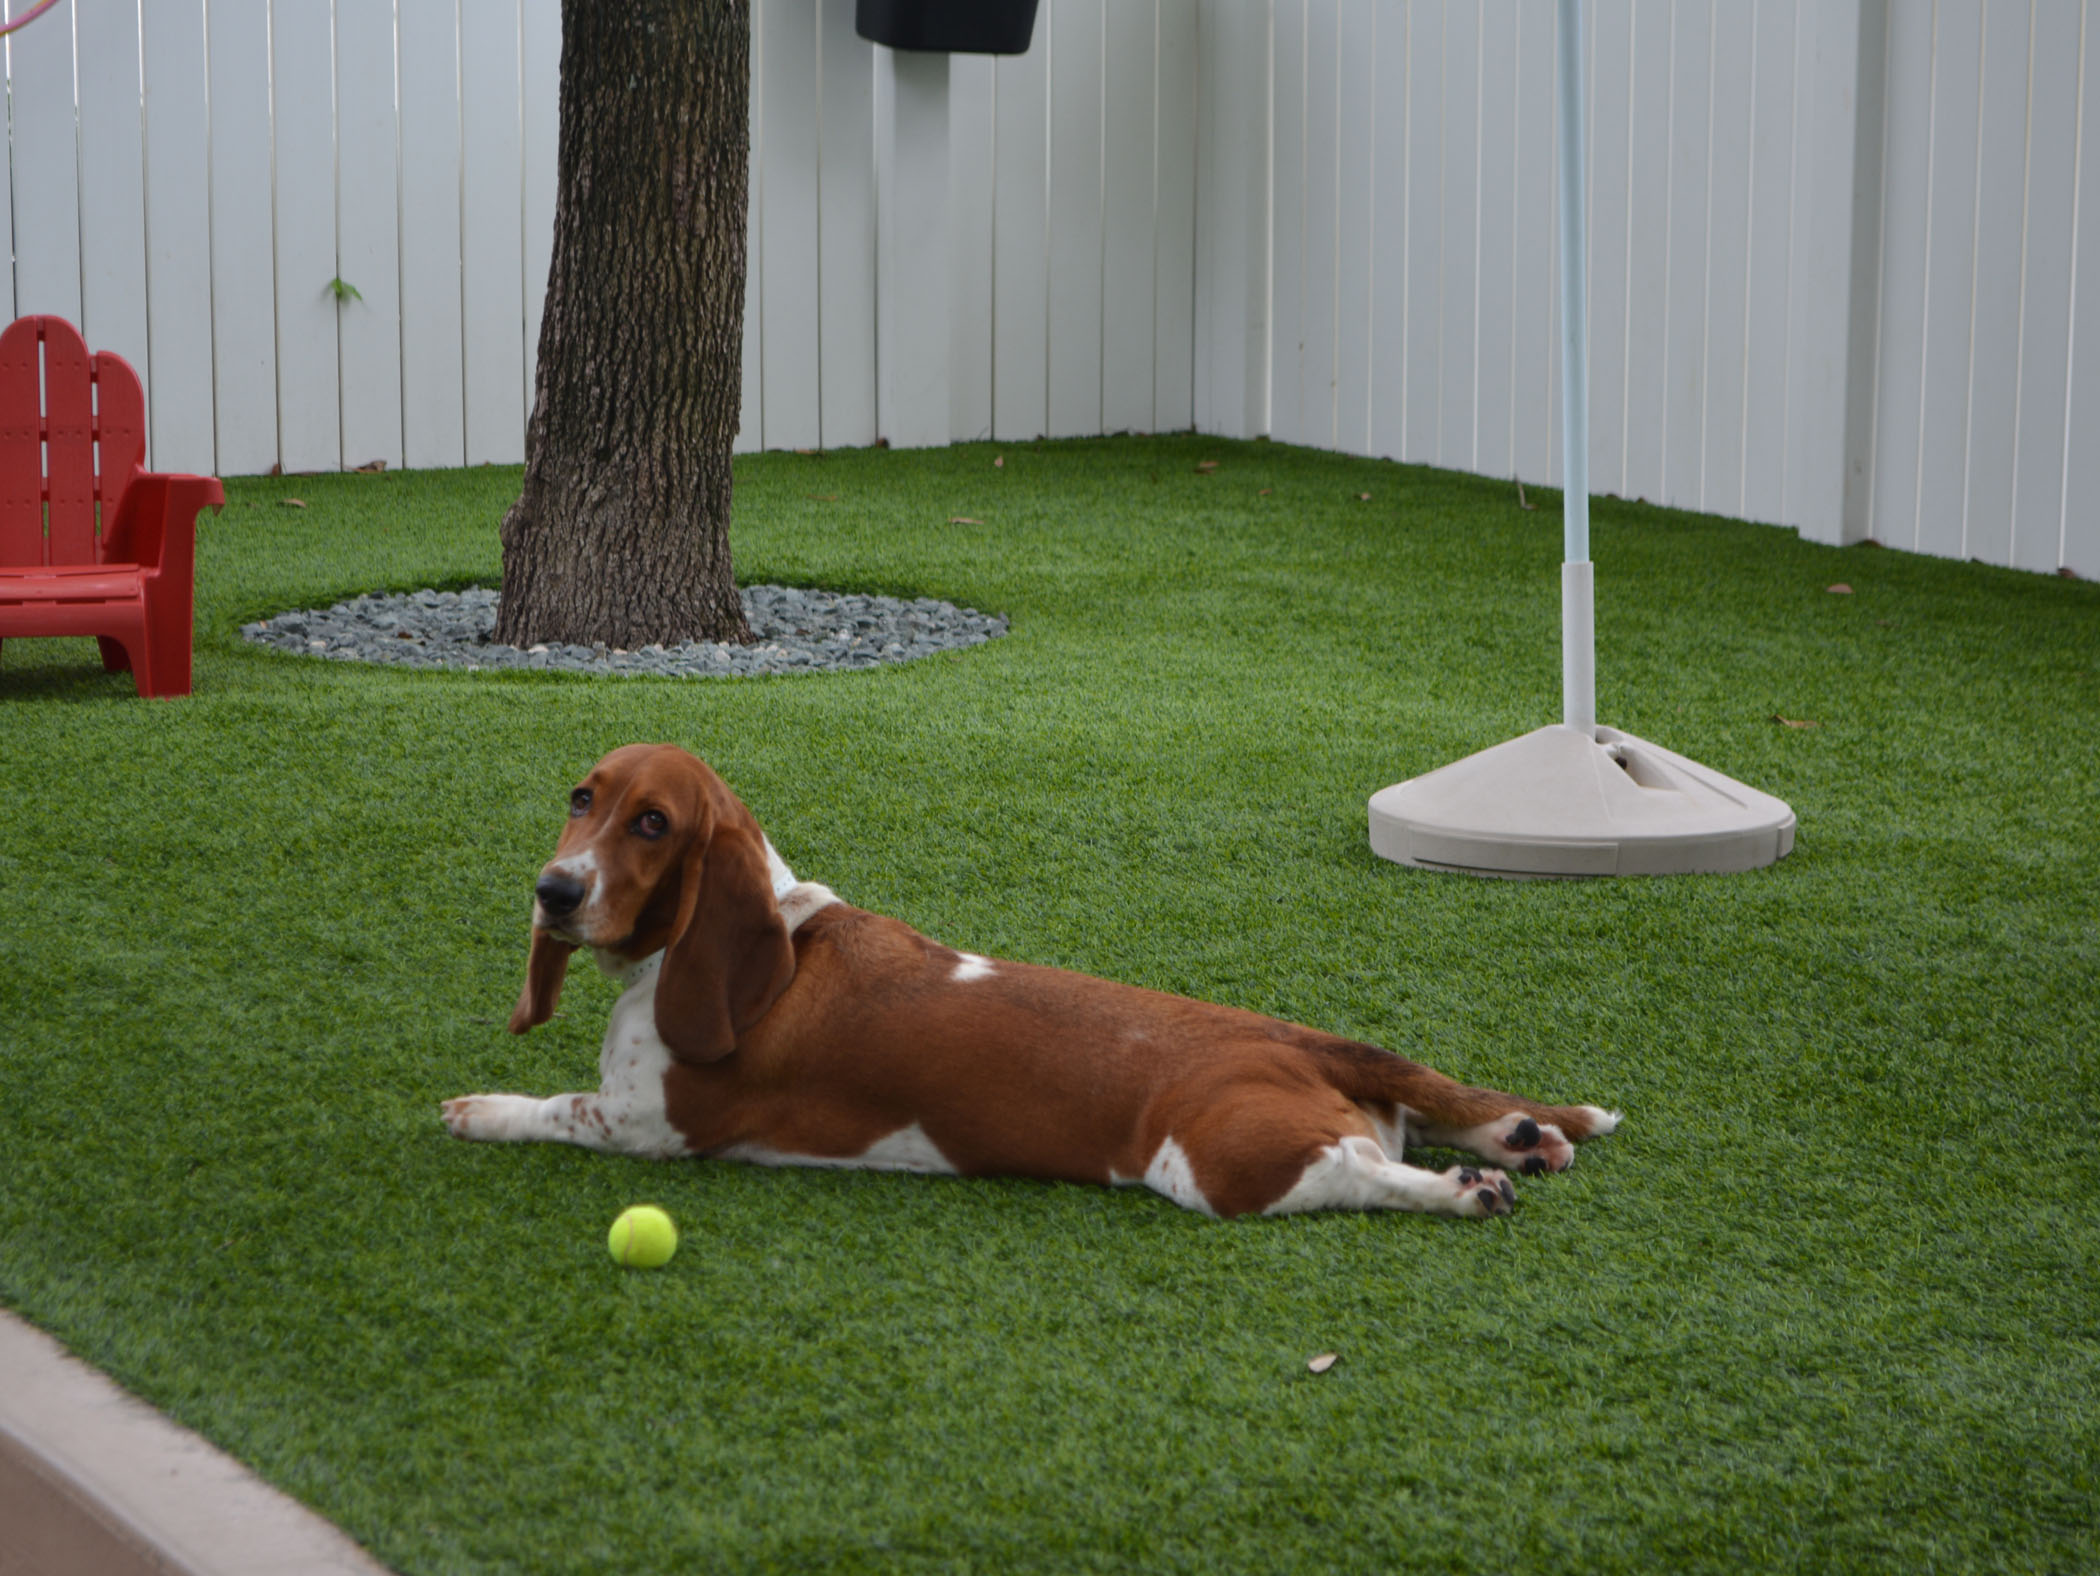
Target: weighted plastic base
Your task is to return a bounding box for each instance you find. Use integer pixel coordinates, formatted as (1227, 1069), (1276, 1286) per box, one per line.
(1368, 724), (1795, 878)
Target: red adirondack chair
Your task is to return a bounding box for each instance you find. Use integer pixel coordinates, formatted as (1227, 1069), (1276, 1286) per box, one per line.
(0, 315), (224, 697)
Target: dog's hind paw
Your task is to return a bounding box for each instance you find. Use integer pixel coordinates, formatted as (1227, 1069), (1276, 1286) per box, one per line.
(1472, 1112), (1575, 1175)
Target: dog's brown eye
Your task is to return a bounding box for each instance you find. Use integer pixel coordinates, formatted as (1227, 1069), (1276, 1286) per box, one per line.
(635, 810), (668, 839)
(569, 788), (592, 817)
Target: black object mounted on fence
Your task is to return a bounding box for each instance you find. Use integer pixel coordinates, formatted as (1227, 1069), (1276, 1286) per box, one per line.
(856, 0), (1040, 54)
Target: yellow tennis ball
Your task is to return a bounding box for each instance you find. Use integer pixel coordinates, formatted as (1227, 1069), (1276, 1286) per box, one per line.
(607, 1205), (678, 1269)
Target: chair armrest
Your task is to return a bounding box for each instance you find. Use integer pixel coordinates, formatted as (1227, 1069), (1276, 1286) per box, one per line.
(101, 472), (227, 574)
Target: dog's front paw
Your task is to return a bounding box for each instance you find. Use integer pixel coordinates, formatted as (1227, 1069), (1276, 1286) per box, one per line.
(442, 1093), (530, 1141)
(1448, 1165), (1515, 1218)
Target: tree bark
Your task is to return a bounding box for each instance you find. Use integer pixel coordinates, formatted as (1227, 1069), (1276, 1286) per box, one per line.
(496, 0), (753, 650)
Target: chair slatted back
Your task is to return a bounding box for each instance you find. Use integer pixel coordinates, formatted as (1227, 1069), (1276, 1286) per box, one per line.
(0, 316), (148, 568)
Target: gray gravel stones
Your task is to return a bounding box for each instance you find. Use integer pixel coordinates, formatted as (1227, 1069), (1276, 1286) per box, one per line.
(240, 585), (1007, 678)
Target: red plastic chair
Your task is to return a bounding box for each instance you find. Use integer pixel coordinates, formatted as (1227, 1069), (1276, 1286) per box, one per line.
(0, 316), (224, 697)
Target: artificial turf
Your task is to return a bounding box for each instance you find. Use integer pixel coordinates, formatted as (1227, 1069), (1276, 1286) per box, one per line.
(1, 434), (2094, 1574)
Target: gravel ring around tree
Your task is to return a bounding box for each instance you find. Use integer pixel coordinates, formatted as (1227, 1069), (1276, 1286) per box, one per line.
(240, 585), (1008, 678)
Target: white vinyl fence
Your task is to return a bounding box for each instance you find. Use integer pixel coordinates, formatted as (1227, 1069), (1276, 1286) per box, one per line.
(3, 0), (2093, 576)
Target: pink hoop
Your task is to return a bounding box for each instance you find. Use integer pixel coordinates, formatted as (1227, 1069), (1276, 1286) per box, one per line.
(0, 2), (64, 40)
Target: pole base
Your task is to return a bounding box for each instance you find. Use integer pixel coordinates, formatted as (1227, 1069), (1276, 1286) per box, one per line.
(1368, 724), (1795, 878)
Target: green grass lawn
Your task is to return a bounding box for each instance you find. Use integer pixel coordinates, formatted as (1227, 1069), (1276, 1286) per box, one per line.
(2, 435), (2095, 1574)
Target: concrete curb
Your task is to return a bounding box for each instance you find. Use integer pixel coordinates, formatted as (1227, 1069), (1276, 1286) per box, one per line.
(0, 1309), (391, 1576)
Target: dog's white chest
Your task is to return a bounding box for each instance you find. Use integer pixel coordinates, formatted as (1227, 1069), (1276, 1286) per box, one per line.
(587, 957), (689, 1159)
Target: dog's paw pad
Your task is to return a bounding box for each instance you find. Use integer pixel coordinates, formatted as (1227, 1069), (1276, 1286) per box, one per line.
(1450, 1165), (1515, 1217)
(1494, 1113), (1574, 1172)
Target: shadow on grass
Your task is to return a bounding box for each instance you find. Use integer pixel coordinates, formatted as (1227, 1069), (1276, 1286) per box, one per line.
(0, 660), (153, 704)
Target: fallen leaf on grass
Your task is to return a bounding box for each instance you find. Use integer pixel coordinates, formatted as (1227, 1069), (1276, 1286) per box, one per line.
(281, 498), (307, 508)
(1307, 1353), (1339, 1374)
(1357, 492), (1372, 501)
(1195, 460), (1220, 473)
(948, 516), (984, 526)
(1259, 488), (1273, 496)
(1772, 715), (1819, 729)
(807, 493), (840, 501)
(1827, 583), (1853, 594)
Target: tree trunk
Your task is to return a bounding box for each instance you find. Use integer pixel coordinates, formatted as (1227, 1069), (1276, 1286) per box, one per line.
(496, 0), (753, 650)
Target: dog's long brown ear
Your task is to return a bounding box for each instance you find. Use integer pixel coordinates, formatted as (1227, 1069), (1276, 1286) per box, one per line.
(654, 798), (797, 1064)
(508, 928), (577, 1033)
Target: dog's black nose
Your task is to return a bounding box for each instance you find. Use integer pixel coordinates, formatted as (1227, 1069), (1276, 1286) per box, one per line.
(535, 872), (587, 919)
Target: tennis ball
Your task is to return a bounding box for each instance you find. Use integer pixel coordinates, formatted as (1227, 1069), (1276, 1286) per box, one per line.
(607, 1205), (678, 1269)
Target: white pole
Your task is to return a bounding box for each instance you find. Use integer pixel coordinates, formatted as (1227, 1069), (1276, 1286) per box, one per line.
(1556, 0), (1595, 739)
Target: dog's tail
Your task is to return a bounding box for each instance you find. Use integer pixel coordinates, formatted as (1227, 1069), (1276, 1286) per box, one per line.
(1307, 1037), (1619, 1142)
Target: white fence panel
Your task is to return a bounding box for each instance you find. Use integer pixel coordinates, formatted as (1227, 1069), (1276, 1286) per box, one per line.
(950, 53), (997, 443)
(1192, 1), (1268, 441)
(0, 8), (12, 329)
(1621, 1), (1671, 504)
(1047, 0), (1106, 438)
(1271, 0), (1307, 447)
(1584, 0), (1631, 499)
(819, 0), (879, 449)
(208, 0), (278, 478)
(1366, 3), (1407, 463)
(139, 3), (213, 474)
(1661, 2), (1711, 510)
(1437, 0), (1479, 472)
(1869, 0), (1931, 549)
(2068, 0), (2100, 580)
(3, 0), (2087, 577)
(1962, 0), (2032, 564)
(1868, 0), (2094, 576)
(1741, 0), (1798, 529)
(1300, 0), (1340, 453)
(460, 0), (526, 466)
(2009, 2), (2082, 576)
(76, 0), (149, 418)
(992, 41), (1051, 441)
(1512, 0), (1555, 487)
(1102, 0), (1159, 436)
(1473, 1), (1517, 483)
(740, 5), (764, 457)
(398, 0), (468, 471)
(1917, 0), (1984, 562)
(523, 0), (560, 438)
(273, 2), (342, 475)
(337, 0), (404, 473)
(761, 0), (823, 453)
(2043, 0), (2095, 581)
(11, 0), (80, 325)
(1155, 0), (1200, 434)
(1700, 0), (1754, 518)
(1333, 0), (1375, 457)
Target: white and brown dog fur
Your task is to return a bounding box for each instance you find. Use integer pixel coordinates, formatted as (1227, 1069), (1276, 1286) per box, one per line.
(443, 744), (1619, 1219)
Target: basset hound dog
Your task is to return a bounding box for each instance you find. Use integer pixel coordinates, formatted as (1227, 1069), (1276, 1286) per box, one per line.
(443, 744), (1619, 1218)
